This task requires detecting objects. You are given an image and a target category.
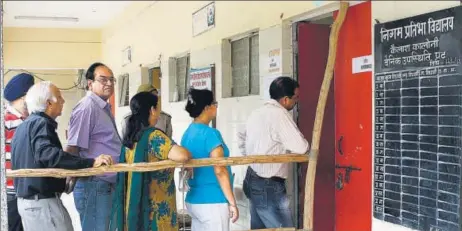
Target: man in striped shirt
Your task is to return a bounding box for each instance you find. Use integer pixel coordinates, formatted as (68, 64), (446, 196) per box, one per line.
(239, 76), (309, 229)
(3, 73), (35, 231)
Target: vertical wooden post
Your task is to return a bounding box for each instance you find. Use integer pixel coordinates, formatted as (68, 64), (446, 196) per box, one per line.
(303, 2), (349, 231)
(0, 1), (8, 230)
(210, 64), (217, 128)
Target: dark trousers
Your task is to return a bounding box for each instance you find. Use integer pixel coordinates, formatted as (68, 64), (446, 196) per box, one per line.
(243, 167), (294, 229)
(7, 194), (23, 231)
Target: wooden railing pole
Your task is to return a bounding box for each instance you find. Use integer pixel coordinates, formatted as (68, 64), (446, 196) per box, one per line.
(303, 2), (349, 231)
(6, 154), (308, 178)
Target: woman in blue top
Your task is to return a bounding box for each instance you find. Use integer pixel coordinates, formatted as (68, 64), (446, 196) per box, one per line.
(181, 88), (239, 231)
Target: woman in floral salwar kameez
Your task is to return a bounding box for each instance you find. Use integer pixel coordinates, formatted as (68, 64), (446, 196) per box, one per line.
(110, 91), (191, 231)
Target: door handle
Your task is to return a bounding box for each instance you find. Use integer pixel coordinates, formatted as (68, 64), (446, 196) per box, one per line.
(338, 135), (344, 155)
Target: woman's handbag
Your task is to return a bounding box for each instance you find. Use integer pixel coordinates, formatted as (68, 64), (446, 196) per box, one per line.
(178, 168), (192, 192)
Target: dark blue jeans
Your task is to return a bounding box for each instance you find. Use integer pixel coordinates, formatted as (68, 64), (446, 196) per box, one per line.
(73, 177), (114, 231)
(243, 167), (293, 229)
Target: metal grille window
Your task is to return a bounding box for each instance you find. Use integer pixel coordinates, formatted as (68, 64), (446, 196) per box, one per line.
(231, 33), (259, 97)
(118, 74), (129, 107)
(176, 54), (190, 101)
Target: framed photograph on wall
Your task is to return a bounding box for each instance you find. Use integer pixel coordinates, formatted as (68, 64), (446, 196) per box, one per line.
(192, 2), (215, 37)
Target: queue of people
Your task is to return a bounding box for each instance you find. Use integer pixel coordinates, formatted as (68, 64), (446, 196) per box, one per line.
(5, 62), (309, 231)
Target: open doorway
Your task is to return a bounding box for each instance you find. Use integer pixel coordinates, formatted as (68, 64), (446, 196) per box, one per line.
(294, 2), (373, 230)
(294, 13), (335, 231)
(149, 67), (162, 109)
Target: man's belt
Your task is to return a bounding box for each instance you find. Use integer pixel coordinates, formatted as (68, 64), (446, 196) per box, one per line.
(21, 192), (61, 200)
(268, 176), (286, 184)
(248, 167), (286, 184)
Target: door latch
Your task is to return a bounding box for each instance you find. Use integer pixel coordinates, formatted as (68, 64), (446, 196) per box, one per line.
(335, 172), (344, 190)
(335, 164), (361, 183)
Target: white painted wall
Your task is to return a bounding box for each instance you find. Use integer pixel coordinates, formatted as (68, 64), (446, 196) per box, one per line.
(371, 1), (461, 231)
(99, 1), (462, 230)
(101, 1), (320, 229)
(112, 25), (291, 230)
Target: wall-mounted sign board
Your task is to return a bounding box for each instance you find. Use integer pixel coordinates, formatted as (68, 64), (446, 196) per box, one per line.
(189, 67), (213, 90)
(352, 55), (373, 74)
(373, 5), (462, 231)
(188, 65), (216, 128)
(122, 46), (132, 67)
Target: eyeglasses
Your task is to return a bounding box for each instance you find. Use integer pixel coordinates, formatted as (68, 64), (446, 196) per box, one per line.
(95, 77), (116, 85)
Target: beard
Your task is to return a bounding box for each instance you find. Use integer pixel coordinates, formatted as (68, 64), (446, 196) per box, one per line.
(21, 101), (29, 117)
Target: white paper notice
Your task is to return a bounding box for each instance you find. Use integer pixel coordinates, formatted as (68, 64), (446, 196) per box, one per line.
(263, 74), (279, 100)
(352, 55), (373, 74)
(267, 49), (281, 74)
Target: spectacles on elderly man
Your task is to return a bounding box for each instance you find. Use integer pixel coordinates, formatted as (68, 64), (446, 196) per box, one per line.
(95, 77), (116, 85)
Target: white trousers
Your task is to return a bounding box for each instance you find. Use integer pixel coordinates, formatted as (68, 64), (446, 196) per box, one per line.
(186, 203), (229, 231)
(18, 196), (74, 231)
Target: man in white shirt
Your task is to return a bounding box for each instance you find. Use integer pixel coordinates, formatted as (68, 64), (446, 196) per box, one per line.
(238, 76), (309, 229)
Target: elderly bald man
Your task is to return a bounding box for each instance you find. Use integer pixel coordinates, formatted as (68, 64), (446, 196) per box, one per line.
(11, 81), (113, 231)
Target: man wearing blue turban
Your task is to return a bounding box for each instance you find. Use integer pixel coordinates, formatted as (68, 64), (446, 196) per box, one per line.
(3, 73), (35, 231)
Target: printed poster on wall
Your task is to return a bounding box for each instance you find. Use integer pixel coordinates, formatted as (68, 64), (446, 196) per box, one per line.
(189, 67), (212, 90)
(267, 48), (281, 74)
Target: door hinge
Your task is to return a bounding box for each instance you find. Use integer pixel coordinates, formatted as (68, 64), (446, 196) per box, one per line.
(293, 41), (298, 54)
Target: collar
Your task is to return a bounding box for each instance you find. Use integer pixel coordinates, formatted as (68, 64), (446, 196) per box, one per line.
(264, 99), (293, 116)
(33, 112), (58, 129)
(87, 91), (109, 109)
(6, 104), (25, 119)
(264, 99), (287, 110)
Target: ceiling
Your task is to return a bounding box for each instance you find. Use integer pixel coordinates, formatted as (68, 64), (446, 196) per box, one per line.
(3, 1), (133, 28)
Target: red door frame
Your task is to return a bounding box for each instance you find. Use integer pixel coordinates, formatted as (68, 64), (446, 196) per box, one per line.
(109, 94), (115, 116)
